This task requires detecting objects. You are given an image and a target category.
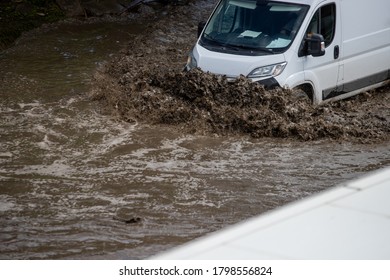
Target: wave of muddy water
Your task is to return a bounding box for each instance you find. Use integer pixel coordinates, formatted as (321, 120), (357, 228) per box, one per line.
(1, 0), (389, 259)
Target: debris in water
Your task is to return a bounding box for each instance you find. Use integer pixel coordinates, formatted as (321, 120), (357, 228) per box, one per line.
(113, 216), (142, 224)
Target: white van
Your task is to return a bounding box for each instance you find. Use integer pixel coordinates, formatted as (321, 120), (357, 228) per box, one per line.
(185, 0), (390, 104)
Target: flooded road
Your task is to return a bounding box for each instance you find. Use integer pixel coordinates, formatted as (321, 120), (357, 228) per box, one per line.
(1, 1), (389, 259)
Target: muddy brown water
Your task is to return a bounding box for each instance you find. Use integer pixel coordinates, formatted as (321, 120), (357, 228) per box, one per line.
(1, 1), (389, 259)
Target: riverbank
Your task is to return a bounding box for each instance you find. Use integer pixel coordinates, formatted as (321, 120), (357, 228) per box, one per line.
(0, 0), (166, 51)
(0, 0), (65, 50)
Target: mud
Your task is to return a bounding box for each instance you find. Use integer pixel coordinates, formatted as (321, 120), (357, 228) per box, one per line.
(91, 0), (389, 142)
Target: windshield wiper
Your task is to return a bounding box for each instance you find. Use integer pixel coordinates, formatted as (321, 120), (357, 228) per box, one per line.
(202, 36), (242, 51)
(202, 34), (275, 54)
(202, 34), (225, 46)
(228, 44), (275, 54)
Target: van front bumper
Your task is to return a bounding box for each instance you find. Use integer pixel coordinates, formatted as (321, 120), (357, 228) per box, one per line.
(256, 77), (280, 89)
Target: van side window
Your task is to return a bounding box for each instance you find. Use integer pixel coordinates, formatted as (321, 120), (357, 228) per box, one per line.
(306, 3), (336, 47)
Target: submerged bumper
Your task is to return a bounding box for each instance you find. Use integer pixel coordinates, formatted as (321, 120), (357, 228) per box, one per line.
(256, 77), (280, 89)
(184, 66), (281, 89)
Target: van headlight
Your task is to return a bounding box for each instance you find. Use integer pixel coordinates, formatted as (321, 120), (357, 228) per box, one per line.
(248, 62), (287, 78)
(184, 50), (197, 71)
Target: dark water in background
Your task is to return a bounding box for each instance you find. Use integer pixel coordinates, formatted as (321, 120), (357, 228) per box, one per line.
(0, 19), (389, 259)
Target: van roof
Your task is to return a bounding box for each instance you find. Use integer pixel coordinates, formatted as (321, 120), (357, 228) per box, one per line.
(242, 0), (322, 6)
(270, 0), (320, 6)
(290, 0), (319, 4)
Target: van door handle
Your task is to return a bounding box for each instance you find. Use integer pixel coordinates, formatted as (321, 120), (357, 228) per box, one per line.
(334, 45), (340, 59)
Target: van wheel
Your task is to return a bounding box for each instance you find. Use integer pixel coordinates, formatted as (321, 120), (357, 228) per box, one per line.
(292, 85), (313, 103)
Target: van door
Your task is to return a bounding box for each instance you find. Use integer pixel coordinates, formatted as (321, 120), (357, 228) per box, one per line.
(300, 2), (342, 103)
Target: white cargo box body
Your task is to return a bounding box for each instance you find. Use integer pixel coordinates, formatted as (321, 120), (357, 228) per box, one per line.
(188, 0), (390, 103)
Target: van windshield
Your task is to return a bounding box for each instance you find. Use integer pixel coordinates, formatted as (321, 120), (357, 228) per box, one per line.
(200, 0), (309, 55)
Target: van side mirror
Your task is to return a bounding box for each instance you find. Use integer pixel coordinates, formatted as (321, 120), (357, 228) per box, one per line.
(198, 21), (206, 38)
(306, 33), (325, 57)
